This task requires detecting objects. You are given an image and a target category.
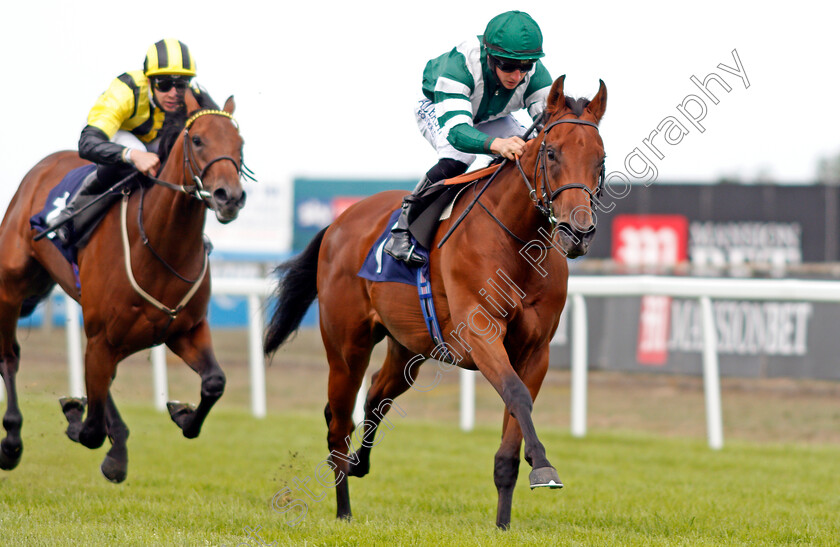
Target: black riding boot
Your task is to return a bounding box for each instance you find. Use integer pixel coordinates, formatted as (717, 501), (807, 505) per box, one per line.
(45, 175), (96, 245)
(45, 163), (126, 245)
(383, 176), (432, 266)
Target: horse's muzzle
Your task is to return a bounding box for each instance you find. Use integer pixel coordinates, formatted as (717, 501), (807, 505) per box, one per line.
(556, 223), (596, 259)
(212, 187), (247, 223)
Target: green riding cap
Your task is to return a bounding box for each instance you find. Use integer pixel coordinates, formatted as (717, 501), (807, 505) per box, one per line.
(482, 10), (545, 61)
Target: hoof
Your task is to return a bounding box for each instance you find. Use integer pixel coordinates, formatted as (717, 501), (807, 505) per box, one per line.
(101, 455), (127, 483)
(167, 401), (198, 437)
(529, 466), (563, 489)
(347, 455), (369, 478)
(60, 396), (87, 442)
(65, 422), (83, 443)
(0, 438), (22, 470)
(59, 396), (87, 423)
(79, 425), (106, 449)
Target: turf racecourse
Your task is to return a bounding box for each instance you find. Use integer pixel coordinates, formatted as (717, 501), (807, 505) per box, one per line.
(2, 327), (840, 545)
(1, 394), (839, 546)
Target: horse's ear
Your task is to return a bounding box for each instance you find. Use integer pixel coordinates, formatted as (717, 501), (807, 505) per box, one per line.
(223, 96), (235, 114)
(545, 75), (567, 116)
(586, 80), (607, 124)
(185, 89), (201, 113)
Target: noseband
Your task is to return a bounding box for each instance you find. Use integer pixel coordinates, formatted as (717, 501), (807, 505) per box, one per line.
(516, 117), (606, 230)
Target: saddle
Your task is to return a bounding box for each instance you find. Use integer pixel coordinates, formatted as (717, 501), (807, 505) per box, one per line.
(29, 165), (126, 263)
(359, 162), (505, 284)
(407, 163), (501, 249)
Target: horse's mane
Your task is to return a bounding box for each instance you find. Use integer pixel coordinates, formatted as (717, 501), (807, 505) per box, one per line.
(488, 95), (597, 166)
(564, 96), (591, 117)
(520, 96), (592, 146)
(156, 90), (220, 167)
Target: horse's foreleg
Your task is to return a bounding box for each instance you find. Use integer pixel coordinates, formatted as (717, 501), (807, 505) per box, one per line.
(165, 320), (225, 439)
(76, 340), (113, 449)
(475, 343), (561, 491)
(348, 340), (415, 478)
(0, 340), (23, 471)
(514, 351), (562, 491)
(100, 392), (129, 483)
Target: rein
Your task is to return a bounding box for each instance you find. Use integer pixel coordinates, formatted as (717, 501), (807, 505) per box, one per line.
(120, 189), (209, 318)
(136, 184), (207, 283)
(437, 116), (544, 248)
(118, 109), (239, 319)
(437, 114), (604, 249)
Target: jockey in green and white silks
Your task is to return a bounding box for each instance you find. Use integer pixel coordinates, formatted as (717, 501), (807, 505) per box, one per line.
(416, 40), (551, 167)
(385, 10), (553, 266)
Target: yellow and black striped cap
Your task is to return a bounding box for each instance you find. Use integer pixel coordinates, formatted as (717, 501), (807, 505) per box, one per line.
(143, 38), (196, 78)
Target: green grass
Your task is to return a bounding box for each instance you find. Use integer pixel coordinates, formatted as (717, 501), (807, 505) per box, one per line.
(1, 394), (839, 546)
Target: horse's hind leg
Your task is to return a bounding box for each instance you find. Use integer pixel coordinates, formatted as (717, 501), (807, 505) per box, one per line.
(164, 320), (225, 438)
(100, 392), (129, 483)
(0, 223), (59, 469)
(494, 412), (524, 530)
(0, 334), (23, 471)
(347, 339), (416, 478)
(323, 339), (374, 521)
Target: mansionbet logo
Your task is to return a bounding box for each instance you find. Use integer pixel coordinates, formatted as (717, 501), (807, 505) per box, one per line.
(612, 215), (812, 365)
(612, 215), (689, 365)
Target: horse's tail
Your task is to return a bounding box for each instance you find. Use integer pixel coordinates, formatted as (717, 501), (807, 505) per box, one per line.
(264, 226), (328, 356)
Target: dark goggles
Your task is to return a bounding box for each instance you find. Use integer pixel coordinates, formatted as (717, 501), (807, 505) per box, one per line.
(153, 76), (190, 92)
(491, 56), (535, 74)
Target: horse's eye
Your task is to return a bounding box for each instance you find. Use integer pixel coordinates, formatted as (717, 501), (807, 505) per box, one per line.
(546, 148), (557, 161)
(192, 136), (202, 146)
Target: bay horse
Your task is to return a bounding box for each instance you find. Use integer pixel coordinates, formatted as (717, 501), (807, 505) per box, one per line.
(264, 75), (606, 528)
(0, 91), (247, 482)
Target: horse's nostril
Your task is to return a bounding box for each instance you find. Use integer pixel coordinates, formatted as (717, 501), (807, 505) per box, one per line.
(213, 188), (230, 203)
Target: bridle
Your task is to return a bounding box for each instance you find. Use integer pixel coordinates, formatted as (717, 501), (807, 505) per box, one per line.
(438, 113), (606, 250)
(514, 116), (606, 232)
(183, 109), (250, 200)
(120, 108), (252, 327)
(437, 109), (606, 249)
(147, 108), (254, 201)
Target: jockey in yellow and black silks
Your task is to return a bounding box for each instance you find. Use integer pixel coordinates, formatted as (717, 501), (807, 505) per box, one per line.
(46, 38), (214, 245)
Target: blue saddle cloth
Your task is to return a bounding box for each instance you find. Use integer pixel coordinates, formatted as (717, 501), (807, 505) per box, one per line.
(357, 209), (430, 285)
(29, 164), (96, 265)
(357, 210), (453, 360)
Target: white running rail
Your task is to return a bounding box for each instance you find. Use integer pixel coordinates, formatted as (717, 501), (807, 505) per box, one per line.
(51, 275), (840, 449)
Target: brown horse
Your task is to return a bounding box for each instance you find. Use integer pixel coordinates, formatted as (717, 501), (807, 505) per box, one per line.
(0, 92), (247, 482)
(264, 75), (606, 528)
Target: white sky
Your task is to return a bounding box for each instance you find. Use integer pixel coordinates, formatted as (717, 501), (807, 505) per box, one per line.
(1, 1), (838, 252)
